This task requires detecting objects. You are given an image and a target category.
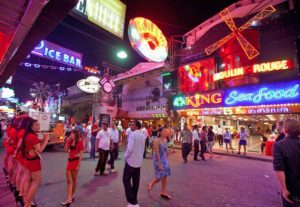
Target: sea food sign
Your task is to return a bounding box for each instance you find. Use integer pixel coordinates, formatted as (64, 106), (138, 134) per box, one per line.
(128, 17), (168, 62)
(173, 80), (300, 109)
(32, 40), (82, 68)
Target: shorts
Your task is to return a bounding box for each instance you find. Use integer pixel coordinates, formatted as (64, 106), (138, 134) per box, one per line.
(25, 159), (41, 172)
(67, 158), (80, 170)
(239, 140), (247, 145)
(224, 139), (230, 144)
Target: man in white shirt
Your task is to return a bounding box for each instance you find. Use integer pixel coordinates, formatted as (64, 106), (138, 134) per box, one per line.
(108, 122), (120, 173)
(123, 121), (146, 207)
(193, 125), (200, 161)
(94, 122), (112, 176)
(217, 125), (223, 146)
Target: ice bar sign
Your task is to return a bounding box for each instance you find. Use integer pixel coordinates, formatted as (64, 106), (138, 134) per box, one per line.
(31, 40), (83, 68)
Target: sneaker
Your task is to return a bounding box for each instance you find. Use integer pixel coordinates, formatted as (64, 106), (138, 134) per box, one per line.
(237, 152), (241, 154)
(111, 169), (116, 173)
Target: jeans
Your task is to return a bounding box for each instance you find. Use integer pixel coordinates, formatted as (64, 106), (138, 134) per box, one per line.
(123, 162), (140, 205)
(143, 138), (150, 158)
(200, 140), (206, 160)
(90, 136), (96, 159)
(109, 143), (119, 169)
(193, 140), (199, 160)
(182, 143), (192, 161)
(95, 148), (109, 174)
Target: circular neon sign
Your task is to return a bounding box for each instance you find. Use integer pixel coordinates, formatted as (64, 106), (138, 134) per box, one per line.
(128, 17), (168, 62)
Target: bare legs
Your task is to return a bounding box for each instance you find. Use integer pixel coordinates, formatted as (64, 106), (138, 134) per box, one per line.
(148, 177), (171, 198)
(24, 171), (41, 207)
(61, 170), (78, 204)
(238, 145), (247, 154)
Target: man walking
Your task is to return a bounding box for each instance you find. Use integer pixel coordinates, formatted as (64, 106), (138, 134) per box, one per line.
(192, 125), (200, 161)
(123, 121), (147, 207)
(109, 122), (120, 173)
(273, 119), (300, 207)
(94, 122), (112, 176)
(180, 123), (193, 163)
(90, 121), (100, 159)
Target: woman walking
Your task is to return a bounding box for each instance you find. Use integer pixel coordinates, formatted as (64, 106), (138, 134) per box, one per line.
(148, 128), (171, 199)
(60, 129), (84, 206)
(21, 118), (49, 207)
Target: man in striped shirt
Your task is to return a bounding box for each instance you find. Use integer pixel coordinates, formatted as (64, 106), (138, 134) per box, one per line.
(273, 119), (300, 207)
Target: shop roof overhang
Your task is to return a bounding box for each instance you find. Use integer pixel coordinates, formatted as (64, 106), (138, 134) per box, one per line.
(112, 62), (172, 84)
(184, 0), (287, 47)
(0, 0), (79, 86)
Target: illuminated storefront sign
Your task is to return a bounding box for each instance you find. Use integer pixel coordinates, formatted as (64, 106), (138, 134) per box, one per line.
(224, 81), (300, 106)
(128, 17), (168, 62)
(173, 92), (222, 109)
(77, 76), (101, 93)
(182, 105), (299, 116)
(32, 40), (82, 68)
(0, 87), (15, 98)
(137, 105), (166, 111)
(173, 80), (300, 110)
(74, 0), (126, 39)
(213, 60), (294, 81)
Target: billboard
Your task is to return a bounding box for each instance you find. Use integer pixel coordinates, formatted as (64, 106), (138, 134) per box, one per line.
(173, 80), (300, 109)
(74, 0), (126, 39)
(31, 40), (83, 68)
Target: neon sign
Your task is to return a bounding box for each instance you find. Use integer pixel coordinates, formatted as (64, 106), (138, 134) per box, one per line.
(32, 40), (82, 68)
(224, 81), (300, 106)
(173, 80), (300, 109)
(74, 0), (126, 39)
(173, 92), (222, 109)
(213, 60), (294, 81)
(128, 17), (168, 62)
(77, 76), (101, 93)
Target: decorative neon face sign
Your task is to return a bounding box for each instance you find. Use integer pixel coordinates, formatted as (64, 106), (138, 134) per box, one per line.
(128, 17), (168, 62)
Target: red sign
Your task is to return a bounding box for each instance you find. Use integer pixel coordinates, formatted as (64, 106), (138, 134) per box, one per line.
(213, 59), (294, 81)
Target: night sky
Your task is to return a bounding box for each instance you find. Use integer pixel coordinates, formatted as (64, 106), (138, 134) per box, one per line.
(11, 0), (237, 102)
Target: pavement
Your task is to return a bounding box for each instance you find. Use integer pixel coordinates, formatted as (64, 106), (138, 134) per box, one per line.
(0, 143), (281, 207)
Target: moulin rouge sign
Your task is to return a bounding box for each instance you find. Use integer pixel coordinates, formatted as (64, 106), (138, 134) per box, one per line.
(173, 80), (300, 109)
(213, 59), (294, 81)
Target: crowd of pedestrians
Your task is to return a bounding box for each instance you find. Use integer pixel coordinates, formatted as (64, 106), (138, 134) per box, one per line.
(2, 114), (300, 207)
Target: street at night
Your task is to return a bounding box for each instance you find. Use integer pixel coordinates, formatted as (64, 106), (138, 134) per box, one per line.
(1, 145), (281, 207)
(1, 0), (300, 207)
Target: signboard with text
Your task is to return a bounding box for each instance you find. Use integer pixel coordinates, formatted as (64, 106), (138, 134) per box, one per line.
(173, 80), (300, 110)
(213, 59), (294, 81)
(32, 40), (82, 68)
(74, 0), (126, 39)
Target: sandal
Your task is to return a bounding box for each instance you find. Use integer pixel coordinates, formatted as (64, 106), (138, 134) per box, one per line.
(160, 194), (172, 200)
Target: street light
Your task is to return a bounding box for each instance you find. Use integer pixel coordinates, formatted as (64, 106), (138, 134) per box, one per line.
(117, 50), (128, 59)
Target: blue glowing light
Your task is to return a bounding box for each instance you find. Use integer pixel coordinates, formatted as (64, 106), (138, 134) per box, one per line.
(224, 82), (300, 106)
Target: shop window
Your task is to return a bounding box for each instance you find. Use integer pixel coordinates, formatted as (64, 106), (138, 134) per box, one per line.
(178, 58), (216, 93)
